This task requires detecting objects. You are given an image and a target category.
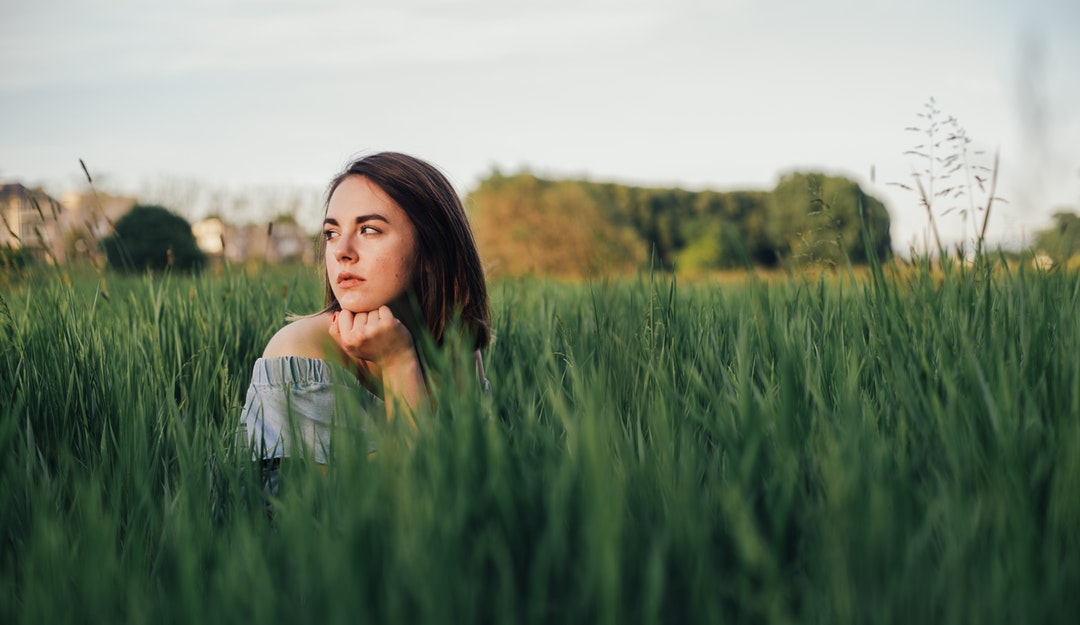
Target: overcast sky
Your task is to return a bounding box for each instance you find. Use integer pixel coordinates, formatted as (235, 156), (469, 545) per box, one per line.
(2, 0), (1078, 251)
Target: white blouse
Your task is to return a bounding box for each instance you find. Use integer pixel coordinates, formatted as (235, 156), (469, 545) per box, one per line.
(239, 356), (379, 463)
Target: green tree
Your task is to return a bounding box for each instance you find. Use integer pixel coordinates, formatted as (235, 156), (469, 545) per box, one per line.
(767, 172), (891, 265)
(675, 221), (725, 272)
(681, 190), (775, 268)
(468, 174), (646, 278)
(467, 170), (891, 277)
(102, 204), (206, 272)
(1034, 211), (1080, 263)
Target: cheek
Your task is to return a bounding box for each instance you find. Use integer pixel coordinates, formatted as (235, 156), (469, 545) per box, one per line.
(390, 238), (420, 284)
(382, 255), (415, 283)
(401, 251), (421, 285)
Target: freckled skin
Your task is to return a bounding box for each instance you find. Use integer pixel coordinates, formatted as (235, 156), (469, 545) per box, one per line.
(323, 175), (418, 315)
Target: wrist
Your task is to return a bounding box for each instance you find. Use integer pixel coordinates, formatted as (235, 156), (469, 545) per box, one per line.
(379, 346), (421, 377)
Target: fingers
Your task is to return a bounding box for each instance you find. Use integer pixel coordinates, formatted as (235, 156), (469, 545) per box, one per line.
(345, 306), (393, 330)
(329, 306), (411, 363)
(329, 311), (341, 341)
(362, 306), (390, 323)
(331, 309), (371, 335)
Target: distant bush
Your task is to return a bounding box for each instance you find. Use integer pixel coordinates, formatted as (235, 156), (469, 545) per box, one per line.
(1033, 211), (1080, 264)
(102, 204), (206, 273)
(768, 172), (892, 266)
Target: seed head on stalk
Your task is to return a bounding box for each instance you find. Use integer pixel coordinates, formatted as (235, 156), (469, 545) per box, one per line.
(891, 97), (1006, 261)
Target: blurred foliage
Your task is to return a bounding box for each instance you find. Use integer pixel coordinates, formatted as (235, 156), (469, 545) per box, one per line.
(1, 243), (34, 271)
(102, 204), (206, 273)
(467, 170), (891, 277)
(769, 172), (892, 266)
(1033, 211), (1080, 264)
(467, 173), (648, 278)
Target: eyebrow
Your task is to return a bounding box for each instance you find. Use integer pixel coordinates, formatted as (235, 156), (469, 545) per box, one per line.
(322, 214), (390, 227)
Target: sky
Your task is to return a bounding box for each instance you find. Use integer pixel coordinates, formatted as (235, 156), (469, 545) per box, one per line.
(2, 0), (1078, 252)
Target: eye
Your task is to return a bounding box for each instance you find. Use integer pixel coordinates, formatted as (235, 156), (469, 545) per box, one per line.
(323, 229), (339, 241)
(360, 225), (380, 235)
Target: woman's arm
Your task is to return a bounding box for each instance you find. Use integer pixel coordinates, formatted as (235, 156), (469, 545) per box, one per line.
(329, 306), (427, 431)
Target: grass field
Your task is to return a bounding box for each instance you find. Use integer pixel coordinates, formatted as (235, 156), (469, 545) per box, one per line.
(1, 258), (1078, 624)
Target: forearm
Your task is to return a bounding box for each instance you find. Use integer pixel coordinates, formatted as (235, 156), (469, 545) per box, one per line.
(379, 349), (428, 431)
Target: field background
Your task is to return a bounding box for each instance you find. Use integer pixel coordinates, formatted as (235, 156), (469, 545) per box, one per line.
(1, 260), (1078, 624)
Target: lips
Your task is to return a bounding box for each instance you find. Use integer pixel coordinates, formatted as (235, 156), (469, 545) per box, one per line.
(336, 271), (363, 288)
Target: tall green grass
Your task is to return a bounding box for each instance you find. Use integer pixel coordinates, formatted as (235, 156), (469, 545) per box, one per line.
(1, 260), (1077, 624)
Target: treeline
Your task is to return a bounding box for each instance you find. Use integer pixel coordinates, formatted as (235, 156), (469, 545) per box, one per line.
(467, 171), (891, 277)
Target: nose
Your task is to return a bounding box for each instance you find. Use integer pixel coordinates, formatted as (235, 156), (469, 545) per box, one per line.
(334, 235), (357, 262)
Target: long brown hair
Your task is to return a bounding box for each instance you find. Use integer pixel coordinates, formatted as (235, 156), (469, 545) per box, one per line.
(320, 152), (491, 350)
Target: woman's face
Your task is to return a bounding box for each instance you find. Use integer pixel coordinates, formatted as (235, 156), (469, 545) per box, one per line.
(323, 175), (419, 314)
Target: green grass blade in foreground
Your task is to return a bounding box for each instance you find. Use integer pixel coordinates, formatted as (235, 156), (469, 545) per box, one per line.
(1, 263), (1078, 624)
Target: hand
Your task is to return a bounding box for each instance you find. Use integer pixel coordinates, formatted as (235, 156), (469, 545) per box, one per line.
(329, 306), (416, 369)
(330, 306), (428, 427)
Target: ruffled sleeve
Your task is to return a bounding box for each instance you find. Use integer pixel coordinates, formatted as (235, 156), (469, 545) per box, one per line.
(239, 356), (380, 463)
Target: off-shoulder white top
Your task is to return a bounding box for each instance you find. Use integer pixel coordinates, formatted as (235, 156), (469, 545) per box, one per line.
(238, 356), (379, 463)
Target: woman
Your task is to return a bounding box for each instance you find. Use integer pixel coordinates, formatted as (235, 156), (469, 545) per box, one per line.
(240, 152), (491, 470)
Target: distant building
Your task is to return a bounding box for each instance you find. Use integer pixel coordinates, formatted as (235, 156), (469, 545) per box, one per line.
(1, 183), (65, 263)
(192, 217), (226, 257)
(194, 216), (315, 265)
(4, 183), (314, 267)
(1032, 253), (1055, 270)
(265, 219), (313, 264)
(57, 190), (137, 264)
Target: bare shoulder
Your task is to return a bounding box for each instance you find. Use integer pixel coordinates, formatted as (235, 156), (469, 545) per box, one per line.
(262, 313), (339, 360)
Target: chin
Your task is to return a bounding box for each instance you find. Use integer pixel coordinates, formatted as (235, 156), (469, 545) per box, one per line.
(336, 294), (382, 313)
(337, 300), (369, 313)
